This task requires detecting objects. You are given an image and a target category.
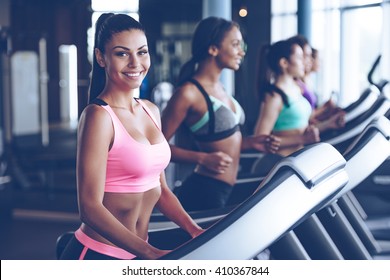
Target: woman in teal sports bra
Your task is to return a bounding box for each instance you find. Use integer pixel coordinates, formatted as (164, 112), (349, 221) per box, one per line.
(254, 38), (344, 156)
(161, 17), (280, 211)
(60, 13), (203, 260)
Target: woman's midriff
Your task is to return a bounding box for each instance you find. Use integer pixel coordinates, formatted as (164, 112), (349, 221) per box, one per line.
(273, 128), (307, 156)
(80, 187), (160, 248)
(195, 131), (242, 186)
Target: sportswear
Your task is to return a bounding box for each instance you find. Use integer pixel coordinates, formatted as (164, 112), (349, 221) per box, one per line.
(92, 98), (171, 193)
(188, 79), (245, 142)
(176, 173), (233, 211)
(270, 86), (312, 131)
(60, 98), (170, 260)
(297, 79), (317, 109)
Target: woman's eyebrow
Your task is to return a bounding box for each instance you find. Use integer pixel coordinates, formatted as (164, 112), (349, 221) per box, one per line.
(112, 45), (148, 51)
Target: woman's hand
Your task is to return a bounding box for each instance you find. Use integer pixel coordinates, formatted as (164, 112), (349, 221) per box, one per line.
(245, 134), (281, 153)
(200, 151), (233, 174)
(263, 134), (281, 153)
(147, 228), (204, 259)
(327, 111), (346, 129)
(303, 125), (320, 144)
(189, 227), (205, 238)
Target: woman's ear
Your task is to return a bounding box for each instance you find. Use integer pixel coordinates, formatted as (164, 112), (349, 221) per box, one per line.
(208, 45), (219, 57)
(95, 48), (105, 67)
(279, 57), (289, 70)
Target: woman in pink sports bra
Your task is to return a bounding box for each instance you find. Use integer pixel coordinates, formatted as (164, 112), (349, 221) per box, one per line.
(59, 13), (203, 260)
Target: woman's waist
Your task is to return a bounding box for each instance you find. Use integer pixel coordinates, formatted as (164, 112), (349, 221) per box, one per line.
(80, 222), (148, 247)
(103, 186), (161, 211)
(196, 130), (242, 150)
(84, 198), (156, 242)
(194, 165), (238, 186)
(76, 227), (147, 259)
(79, 224), (119, 248)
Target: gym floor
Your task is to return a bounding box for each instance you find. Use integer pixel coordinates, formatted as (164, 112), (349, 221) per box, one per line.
(1, 127), (80, 260)
(0, 209), (80, 260)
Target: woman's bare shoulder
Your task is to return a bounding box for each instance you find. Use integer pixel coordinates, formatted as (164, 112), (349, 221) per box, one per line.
(79, 103), (112, 131)
(174, 82), (202, 103)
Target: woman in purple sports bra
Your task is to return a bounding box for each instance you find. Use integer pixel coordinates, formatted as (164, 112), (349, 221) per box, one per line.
(60, 13), (203, 260)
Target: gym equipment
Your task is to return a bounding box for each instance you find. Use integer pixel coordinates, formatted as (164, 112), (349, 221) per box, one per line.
(273, 116), (390, 260)
(155, 143), (348, 259)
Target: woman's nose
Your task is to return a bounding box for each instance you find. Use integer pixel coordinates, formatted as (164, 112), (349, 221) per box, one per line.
(127, 54), (139, 67)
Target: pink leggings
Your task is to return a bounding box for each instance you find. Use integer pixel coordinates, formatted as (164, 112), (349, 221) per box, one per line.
(75, 229), (137, 260)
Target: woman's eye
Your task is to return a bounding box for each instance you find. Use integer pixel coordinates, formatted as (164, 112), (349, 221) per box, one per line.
(115, 52), (128, 57)
(138, 49), (149, 56)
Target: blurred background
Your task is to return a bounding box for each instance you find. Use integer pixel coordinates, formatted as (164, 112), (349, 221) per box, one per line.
(1, 0), (390, 259)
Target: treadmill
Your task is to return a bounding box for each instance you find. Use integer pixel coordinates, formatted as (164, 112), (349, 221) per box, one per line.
(323, 94), (390, 153)
(272, 116), (390, 260)
(151, 143), (348, 259)
(56, 143), (348, 260)
(352, 108), (390, 245)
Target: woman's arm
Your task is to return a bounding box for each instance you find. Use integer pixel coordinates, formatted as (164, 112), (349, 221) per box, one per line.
(156, 172), (204, 238)
(313, 110), (346, 133)
(146, 102), (203, 237)
(161, 85), (233, 173)
(310, 99), (341, 122)
(274, 125), (319, 148)
(77, 105), (167, 259)
(254, 94), (283, 136)
(161, 86), (208, 164)
(241, 134), (281, 153)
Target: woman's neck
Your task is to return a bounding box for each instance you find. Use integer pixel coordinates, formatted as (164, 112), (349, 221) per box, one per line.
(276, 74), (296, 87)
(275, 75), (300, 95)
(98, 87), (137, 111)
(195, 60), (222, 84)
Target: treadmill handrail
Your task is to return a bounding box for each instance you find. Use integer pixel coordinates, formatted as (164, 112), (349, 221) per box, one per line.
(258, 142), (346, 188)
(159, 143), (348, 260)
(344, 86), (380, 123)
(324, 96), (390, 146)
(339, 116), (390, 197)
(344, 116), (390, 158)
(367, 55), (381, 88)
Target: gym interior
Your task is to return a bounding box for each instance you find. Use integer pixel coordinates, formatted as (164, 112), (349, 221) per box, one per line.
(1, 0), (390, 260)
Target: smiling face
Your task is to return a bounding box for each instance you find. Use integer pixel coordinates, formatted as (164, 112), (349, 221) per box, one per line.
(96, 29), (150, 91)
(214, 26), (246, 71)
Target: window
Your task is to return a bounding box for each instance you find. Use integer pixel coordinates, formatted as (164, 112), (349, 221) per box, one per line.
(340, 5), (383, 106)
(88, 0), (139, 64)
(272, 0), (388, 107)
(271, 0), (297, 42)
(87, 0), (140, 96)
(311, 7), (340, 105)
(271, 15), (297, 43)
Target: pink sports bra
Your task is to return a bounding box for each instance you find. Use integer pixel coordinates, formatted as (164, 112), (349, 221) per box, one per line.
(93, 98), (171, 193)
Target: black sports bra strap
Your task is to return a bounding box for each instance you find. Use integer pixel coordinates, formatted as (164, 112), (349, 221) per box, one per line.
(188, 78), (215, 135)
(268, 84), (289, 107)
(90, 98), (108, 106)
